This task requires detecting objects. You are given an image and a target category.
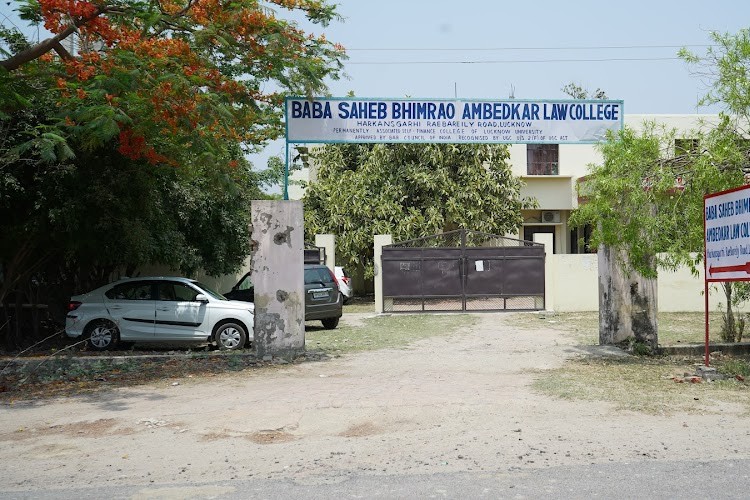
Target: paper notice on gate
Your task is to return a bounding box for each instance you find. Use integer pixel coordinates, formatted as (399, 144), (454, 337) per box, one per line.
(475, 260), (484, 272)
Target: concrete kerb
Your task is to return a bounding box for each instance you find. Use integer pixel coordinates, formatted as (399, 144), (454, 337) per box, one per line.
(659, 342), (750, 357)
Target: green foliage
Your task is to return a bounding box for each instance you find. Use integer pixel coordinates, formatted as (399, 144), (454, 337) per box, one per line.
(561, 82), (608, 100)
(717, 282), (750, 342)
(0, 1), (346, 341)
(570, 28), (750, 346)
(304, 143), (535, 277)
(680, 29), (750, 123)
(569, 122), (744, 278)
(717, 357), (750, 377)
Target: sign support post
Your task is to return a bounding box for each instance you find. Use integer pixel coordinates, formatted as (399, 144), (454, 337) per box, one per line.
(283, 141), (290, 201)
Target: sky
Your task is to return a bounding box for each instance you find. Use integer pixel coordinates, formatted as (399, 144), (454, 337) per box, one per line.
(254, 0), (750, 167)
(2, 0), (749, 171)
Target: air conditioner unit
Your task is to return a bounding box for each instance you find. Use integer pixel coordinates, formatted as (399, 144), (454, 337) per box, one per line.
(541, 210), (561, 223)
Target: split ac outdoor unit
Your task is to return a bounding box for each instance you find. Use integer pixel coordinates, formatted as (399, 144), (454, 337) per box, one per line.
(541, 210), (561, 223)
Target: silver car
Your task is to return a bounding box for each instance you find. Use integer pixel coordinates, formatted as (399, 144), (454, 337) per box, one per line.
(65, 277), (254, 351)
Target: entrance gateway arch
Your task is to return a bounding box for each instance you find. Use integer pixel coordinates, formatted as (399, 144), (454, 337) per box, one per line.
(283, 97), (623, 312)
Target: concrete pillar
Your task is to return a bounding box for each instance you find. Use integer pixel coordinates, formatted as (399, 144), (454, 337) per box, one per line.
(598, 245), (658, 348)
(315, 234), (336, 271)
(374, 234), (392, 313)
(534, 233), (554, 312)
(251, 200), (305, 359)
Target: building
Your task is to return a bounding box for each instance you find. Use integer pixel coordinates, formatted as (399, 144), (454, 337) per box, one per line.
(514, 114), (719, 254)
(280, 114), (726, 312)
(290, 114), (719, 253)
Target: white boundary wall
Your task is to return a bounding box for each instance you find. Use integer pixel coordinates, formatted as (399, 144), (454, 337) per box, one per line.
(552, 253), (721, 312)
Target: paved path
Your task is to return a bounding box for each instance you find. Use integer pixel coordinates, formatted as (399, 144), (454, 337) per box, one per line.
(1, 313), (749, 498)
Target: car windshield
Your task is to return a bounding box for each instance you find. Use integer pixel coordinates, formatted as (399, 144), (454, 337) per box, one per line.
(194, 281), (228, 301)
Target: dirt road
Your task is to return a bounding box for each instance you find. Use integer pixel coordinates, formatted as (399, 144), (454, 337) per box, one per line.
(1, 313), (749, 494)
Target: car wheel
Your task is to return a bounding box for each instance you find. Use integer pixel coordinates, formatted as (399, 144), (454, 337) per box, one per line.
(321, 317), (339, 330)
(86, 320), (119, 351)
(215, 322), (247, 350)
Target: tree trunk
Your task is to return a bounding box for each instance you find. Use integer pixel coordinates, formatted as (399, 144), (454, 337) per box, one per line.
(598, 245), (658, 350)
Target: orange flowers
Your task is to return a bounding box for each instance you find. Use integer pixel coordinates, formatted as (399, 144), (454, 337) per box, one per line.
(118, 128), (170, 165)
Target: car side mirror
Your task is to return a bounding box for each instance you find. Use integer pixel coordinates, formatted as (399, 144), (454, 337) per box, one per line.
(194, 294), (209, 303)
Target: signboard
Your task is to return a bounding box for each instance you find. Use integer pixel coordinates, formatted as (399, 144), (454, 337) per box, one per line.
(286, 97), (623, 145)
(704, 184), (750, 282)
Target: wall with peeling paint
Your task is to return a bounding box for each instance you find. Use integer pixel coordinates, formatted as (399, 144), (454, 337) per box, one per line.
(250, 200), (305, 359)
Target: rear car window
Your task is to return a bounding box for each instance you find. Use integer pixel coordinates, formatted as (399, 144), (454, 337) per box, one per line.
(304, 267), (334, 285)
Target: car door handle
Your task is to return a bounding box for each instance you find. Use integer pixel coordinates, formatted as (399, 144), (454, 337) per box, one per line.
(109, 305), (122, 310)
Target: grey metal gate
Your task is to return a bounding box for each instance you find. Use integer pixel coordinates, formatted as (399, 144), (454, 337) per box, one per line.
(304, 244), (326, 265)
(381, 229), (545, 312)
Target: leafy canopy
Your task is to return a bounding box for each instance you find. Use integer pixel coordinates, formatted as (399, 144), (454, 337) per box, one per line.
(0, 1), (346, 307)
(1, 0), (346, 166)
(570, 28), (750, 278)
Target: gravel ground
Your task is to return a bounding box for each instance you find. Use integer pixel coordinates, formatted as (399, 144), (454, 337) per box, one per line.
(1, 312), (749, 495)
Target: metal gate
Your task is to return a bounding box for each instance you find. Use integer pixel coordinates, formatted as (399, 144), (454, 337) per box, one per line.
(304, 244), (326, 265)
(381, 229), (545, 312)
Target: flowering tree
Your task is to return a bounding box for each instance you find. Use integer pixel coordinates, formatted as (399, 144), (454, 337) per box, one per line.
(0, 1), (346, 347)
(2, 0), (346, 165)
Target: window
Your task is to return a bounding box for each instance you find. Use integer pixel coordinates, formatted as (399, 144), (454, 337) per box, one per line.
(527, 144), (559, 175)
(236, 275), (253, 291)
(157, 282), (198, 301)
(304, 266), (334, 285)
(106, 282), (153, 300)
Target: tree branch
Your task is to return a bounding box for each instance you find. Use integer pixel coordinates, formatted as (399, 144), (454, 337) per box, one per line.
(0, 7), (106, 71)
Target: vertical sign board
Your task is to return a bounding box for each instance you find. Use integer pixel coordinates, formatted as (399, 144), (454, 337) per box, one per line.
(704, 184), (750, 365)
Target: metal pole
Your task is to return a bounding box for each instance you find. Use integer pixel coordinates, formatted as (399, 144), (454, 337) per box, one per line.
(703, 203), (709, 367)
(283, 142), (289, 201)
(704, 279), (710, 367)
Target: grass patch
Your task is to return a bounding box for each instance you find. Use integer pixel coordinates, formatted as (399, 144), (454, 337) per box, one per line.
(716, 357), (750, 378)
(343, 302), (376, 314)
(506, 312), (598, 344)
(506, 311), (727, 346)
(533, 356), (750, 415)
(306, 313), (475, 355)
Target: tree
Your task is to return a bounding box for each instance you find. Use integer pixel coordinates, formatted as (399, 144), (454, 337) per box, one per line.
(0, 1), (346, 348)
(679, 28), (750, 343)
(569, 29), (750, 349)
(303, 143), (535, 279)
(1, 1), (346, 164)
(561, 82), (608, 100)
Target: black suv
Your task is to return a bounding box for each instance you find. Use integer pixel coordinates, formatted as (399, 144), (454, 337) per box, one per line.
(224, 264), (342, 329)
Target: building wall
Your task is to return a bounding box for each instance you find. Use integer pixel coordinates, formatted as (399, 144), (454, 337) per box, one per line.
(141, 247), (722, 313)
(518, 113), (721, 252)
(551, 253), (721, 312)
